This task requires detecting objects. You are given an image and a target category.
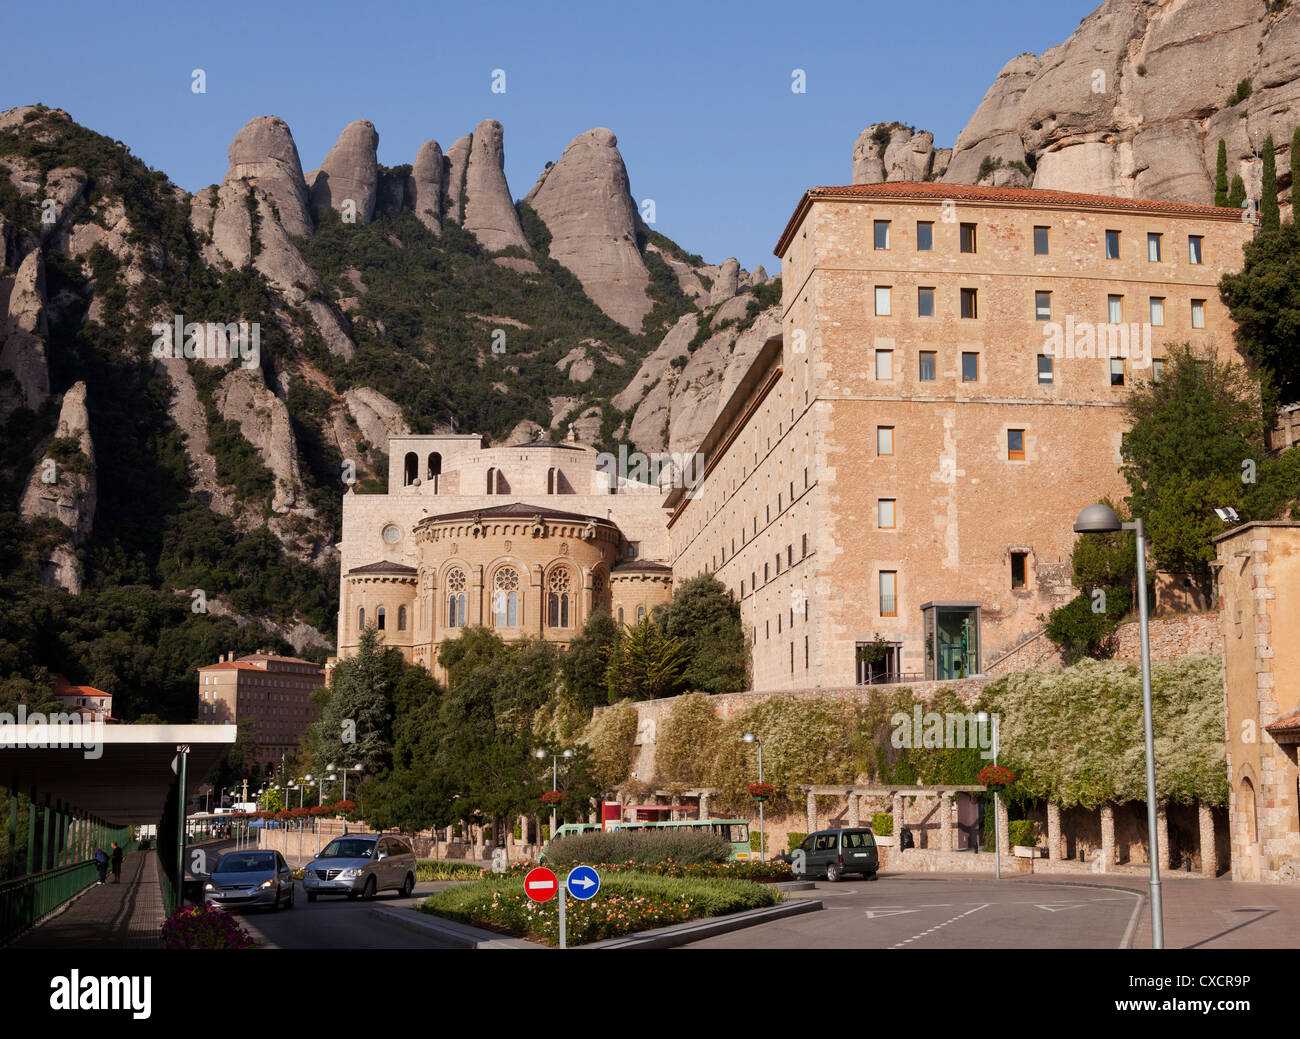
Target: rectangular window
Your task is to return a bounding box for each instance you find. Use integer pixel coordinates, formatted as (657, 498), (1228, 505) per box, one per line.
(1107, 294), (1123, 323)
(1149, 297), (1165, 326)
(802, 533), (808, 557)
(960, 222), (977, 253)
(1035, 290), (1051, 321)
(919, 351), (936, 382)
(1147, 232), (1162, 262)
(876, 426), (894, 456)
(875, 349), (893, 380)
(741, 580), (746, 597)
(875, 286), (891, 316)
(878, 498), (895, 529)
(1011, 552), (1027, 590)
(1191, 299), (1206, 329)
(1105, 229), (1120, 259)
(961, 352), (979, 382)
(916, 221), (933, 251)
(918, 286), (934, 317)
(1007, 429), (1025, 461)
(1037, 354), (1053, 384)
(1033, 226), (1050, 255)
(960, 287), (978, 319)
(1152, 358), (1166, 384)
(1110, 357), (1126, 387)
(879, 571), (897, 617)
(1188, 235), (1203, 264)
(874, 220), (890, 250)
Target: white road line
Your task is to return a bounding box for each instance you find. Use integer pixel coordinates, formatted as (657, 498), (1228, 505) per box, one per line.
(891, 903), (991, 948)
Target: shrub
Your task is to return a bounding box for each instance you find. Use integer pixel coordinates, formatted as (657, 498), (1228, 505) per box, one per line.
(581, 700), (639, 790)
(1008, 820), (1040, 848)
(785, 831), (806, 853)
(161, 903), (257, 949)
(1228, 77), (1252, 105)
(542, 828), (732, 867)
(416, 859), (489, 882)
(871, 812), (894, 837)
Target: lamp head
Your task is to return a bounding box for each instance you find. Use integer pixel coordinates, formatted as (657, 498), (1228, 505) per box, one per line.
(1073, 503), (1121, 534)
(535, 749), (546, 759)
(563, 749), (574, 759)
(742, 733), (757, 744)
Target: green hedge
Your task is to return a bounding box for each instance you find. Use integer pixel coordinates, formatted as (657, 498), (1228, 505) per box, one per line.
(871, 812), (893, 837)
(542, 829), (731, 867)
(785, 831), (806, 853)
(1008, 820), (1040, 849)
(415, 860), (488, 882)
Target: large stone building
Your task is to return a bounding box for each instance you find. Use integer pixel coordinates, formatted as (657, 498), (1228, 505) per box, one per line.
(1215, 522), (1300, 883)
(667, 182), (1251, 691)
(336, 182), (1252, 695)
(197, 653), (325, 774)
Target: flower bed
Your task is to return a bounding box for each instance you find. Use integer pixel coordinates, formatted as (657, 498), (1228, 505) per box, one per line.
(492, 857), (793, 882)
(419, 872), (779, 946)
(161, 903), (257, 949)
(415, 859), (491, 882)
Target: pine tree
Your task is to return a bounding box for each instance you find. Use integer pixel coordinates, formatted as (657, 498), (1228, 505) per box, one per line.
(1228, 174), (1247, 210)
(1262, 134), (1280, 231)
(1215, 139), (1229, 206)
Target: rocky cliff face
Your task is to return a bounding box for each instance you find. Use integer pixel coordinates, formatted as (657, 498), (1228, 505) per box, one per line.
(0, 250), (51, 412)
(853, 0), (1299, 207)
(309, 120), (381, 224)
(458, 119), (529, 252)
(523, 128), (652, 330)
(408, 139), (445, 235)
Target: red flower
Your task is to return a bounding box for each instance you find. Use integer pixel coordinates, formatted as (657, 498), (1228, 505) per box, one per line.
(541, 790), (565, 805)
(748, 782), (775, 799)
(978, 764), (1017, 788)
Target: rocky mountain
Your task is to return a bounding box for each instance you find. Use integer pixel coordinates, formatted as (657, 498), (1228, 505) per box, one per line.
(853, 0), (1298, 210)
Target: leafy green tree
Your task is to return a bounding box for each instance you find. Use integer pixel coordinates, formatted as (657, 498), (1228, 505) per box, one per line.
(1214, 139), (1229, 206)
(560, 609), (619, 717)
(314, 625), (395, 776)
(1045, 586), (1132, 664)
(1220, 220), (1300, 401)
(1262, 134), (1280, 231)
(604, 619), (689, 701)
(656, 573), (748, 693)
(1228, 174), (1246, 210)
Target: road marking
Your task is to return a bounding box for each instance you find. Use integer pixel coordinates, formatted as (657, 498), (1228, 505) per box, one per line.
(891, 903), (990, 948)
(1034, 903), (1088, 912)
(863, 909), (920, 919)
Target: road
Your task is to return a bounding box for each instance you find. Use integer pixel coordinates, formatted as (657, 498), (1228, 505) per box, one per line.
(683, 875), (1142, 949)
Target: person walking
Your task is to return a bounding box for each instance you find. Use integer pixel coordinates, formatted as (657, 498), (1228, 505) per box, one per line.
(110, 841), (123, 884)
(92, 846), (109, 885)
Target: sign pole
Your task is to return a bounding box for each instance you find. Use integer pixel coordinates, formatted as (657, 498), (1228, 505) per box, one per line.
(558, 890), (566, 949)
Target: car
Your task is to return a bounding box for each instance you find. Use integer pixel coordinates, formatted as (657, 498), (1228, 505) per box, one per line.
(204, 850), (296, 910)
(791, 828), (880, 882)
(303, 834), (417, 902)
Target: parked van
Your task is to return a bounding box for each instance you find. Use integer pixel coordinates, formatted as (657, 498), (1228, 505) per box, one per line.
(792, 828), (879, 882)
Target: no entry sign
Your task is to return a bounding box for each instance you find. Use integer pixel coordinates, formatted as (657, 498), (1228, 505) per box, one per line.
(524, 866), (558, 903)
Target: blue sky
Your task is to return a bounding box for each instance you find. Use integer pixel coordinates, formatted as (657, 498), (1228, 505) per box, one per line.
(1, 0), (1097, 272)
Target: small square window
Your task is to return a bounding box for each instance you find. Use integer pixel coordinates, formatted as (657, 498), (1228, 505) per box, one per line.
(916, 221), (933, 251)
(1037, 354), (1053, 384)
(960, 287), (978, 319)
(1007, 429), (1025, 460)
(875, 349), (893, 380)
(960, 223), (977, 253)
(1188, 235), (1204, 264)
(1011, 552), (1028, 590)
(961, 352), (979, 382)
(1033, 226), (1050, 255)
(875, 286), (891, 316)
(918, 286), (934, 317)
(1191, 299), (1206, 329)
(1110, 357), (1126, 387)
(1108, 294), (1123, 323)
(878, 498), (895, 529)
(919, 351), (936, 382)
(1035, 290), (1051, 321)
(874, 220), (890, 250)
(1150, 297), (1165, 326)
(1105, 229), (1121, 259)
(1147, 233), (1162, 262)
(876, 426), (894, 456)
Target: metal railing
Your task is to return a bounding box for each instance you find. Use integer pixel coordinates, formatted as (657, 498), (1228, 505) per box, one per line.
(857, 671), (926, 686)
(0, 837), (137, 947)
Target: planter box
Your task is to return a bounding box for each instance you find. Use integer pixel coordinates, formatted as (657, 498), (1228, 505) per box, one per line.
(874, 836), (896, 847)
(1013, 845), (1045, 858)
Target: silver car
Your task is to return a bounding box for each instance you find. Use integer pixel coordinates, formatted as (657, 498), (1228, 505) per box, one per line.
(205, 850), (296, 910)
(303, 834), (417, 902)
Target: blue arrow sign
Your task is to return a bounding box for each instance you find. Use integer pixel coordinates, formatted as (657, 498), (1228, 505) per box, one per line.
(565, 865), (600, 900)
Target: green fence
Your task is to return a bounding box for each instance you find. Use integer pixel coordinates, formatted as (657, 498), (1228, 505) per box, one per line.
(0, 834), (135, 946)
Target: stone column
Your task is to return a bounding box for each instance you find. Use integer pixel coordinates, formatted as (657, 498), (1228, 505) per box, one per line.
(996, 795), (1010, 857)
(1100, 803), (1116, 871)
(892, 793), (904, 845)
(805, 789), (816, 834)
(1156, 803), (1169, 869)
(698, 791), (710, 819)
(848, 792), (860, 828)
(940, 792), (953, 851)
(1198, 801), (1217, 877)
(1047, 802), (1062, 861)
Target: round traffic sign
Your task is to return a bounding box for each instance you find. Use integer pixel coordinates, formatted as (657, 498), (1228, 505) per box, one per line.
(523, 866), (558, 903)
(565, 865), (601, 901)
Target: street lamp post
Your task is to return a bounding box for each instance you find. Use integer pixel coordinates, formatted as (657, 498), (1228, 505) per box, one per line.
(974, 712), (1000, 880)
(536, 749), (573, 843)
(1075, 503), (1163, 949)
(743, 734), (764, 862)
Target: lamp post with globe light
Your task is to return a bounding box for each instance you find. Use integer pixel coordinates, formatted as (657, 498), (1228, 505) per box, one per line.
(536, 749), (573, 843)
(1074, 502), (1163, 949)
(742, 734), (764, 862)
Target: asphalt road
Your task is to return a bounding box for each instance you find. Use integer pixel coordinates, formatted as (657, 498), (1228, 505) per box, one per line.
(683, 875), (1142, 949)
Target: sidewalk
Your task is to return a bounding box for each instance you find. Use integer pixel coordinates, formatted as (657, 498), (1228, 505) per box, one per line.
(9, 850), (165, 949)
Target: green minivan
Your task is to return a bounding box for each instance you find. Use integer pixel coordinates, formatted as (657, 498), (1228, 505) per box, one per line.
(793, 828), (879, 882)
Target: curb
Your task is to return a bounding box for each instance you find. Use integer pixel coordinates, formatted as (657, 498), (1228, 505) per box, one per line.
(369, 905), (538, 949)
(581, 898), (823, 949)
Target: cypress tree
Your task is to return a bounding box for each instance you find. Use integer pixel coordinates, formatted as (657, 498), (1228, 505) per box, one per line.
(1215, 139), (1229, 206)
(1262, 134), (1280, 231)
(1291, 127), (1300, 222)
(1228, 174), (1247, 210)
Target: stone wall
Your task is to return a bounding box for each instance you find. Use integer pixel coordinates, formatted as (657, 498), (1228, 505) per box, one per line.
(986, 611), (1223, 675)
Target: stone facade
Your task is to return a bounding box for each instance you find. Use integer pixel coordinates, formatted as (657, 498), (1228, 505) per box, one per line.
(197, 653), (324, 775)
(1215, 522), (1300, 883)
(668, 182), (1251, 692)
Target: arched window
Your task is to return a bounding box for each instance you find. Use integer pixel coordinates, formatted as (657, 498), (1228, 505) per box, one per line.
(493, 567), (519, 627)
(358, 607), (365, 630)
(637, 606), (646, 623)
(403, 452), (418, 486)
(547, 568), (572, 628)
(547, 467), (557, 494)
(427, 452), (442, 479)
(377, 606), (386, 631)
(397, 605), (407, 631)
(446, 569), (467, 627)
